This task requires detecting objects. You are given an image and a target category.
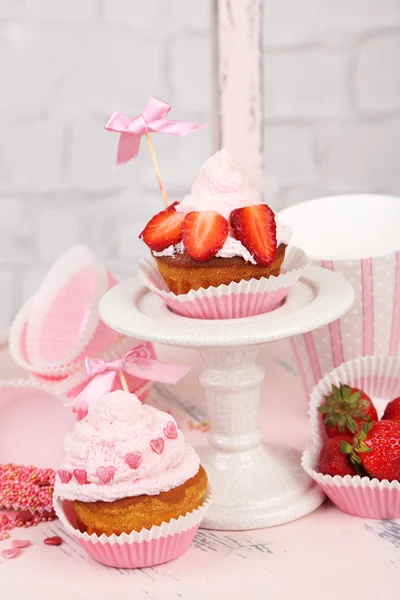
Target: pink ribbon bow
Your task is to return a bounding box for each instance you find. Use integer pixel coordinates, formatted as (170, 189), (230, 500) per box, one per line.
(104, 96), (205, 167)
(71, 343), (190, 408)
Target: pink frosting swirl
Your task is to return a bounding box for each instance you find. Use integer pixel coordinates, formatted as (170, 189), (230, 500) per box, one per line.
(153, 149), (292, 264)
(176, 148), (260, 220)
(54, 391), (200, 502)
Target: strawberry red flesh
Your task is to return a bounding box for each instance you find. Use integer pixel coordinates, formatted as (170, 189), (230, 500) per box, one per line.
(230, 204), (277, 266)
(349, 420), (400, 482)
(318, 434), (358, 477)
(140, 205), (185, 252)
(382, 397), (400, 422)
(318, 383), (378, 438)
(183, 211), (229, 262)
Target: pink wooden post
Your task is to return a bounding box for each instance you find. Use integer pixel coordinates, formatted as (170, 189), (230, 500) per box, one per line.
(212, 0), (264, 196)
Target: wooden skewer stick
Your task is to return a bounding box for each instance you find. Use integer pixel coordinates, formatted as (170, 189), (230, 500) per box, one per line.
(119, 372), (129, 393)
(145, 133), (169, 208)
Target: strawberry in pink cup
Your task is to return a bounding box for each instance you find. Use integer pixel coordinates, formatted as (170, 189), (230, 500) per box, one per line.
(54, 390), (211, 568)
(302, 356), (400, 519)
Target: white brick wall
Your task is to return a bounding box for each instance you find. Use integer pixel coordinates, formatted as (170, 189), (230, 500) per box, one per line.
(0, 0), (399, 326)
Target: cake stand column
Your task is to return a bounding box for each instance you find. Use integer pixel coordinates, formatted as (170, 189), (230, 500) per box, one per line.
(199, 347), (264, 452)
(198, 345), (324, 530)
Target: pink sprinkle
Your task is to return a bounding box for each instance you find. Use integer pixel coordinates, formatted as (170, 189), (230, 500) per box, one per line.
(97, 466), (116, 485)
(73, 469), (87, 485)
(2, 548), (20, 559)
(163, 421), (178, 440)
(44, 536), (62, 546)
(12, 539), (31, 549)
(150, 438), (164, 455)
(125, 452), (143, 470)
(58, 470), (72, 484)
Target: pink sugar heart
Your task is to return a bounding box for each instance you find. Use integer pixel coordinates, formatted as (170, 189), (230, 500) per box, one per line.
(150, 438), (164, 455)
(73, 469), (87, 485)
(164, 421), (178, 440)
(125, 452), (143, 470)
(2, 548), (20, 559)
(97, 466), (116, 484)
(58, 470), (72, 484)
(12, 540), (31, 549)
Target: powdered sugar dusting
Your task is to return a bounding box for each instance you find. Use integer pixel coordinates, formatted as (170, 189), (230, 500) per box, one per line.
(176, 148), (260, 220)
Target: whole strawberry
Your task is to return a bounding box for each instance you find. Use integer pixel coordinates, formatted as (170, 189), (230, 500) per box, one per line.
(318, 383), (378, 438)
(343, 420), (400, 482)
(318, 434), (358, 477)
(382, 397), (400, 422)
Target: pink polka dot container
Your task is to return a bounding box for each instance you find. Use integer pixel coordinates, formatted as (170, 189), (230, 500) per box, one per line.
(302, 355), (400, 519)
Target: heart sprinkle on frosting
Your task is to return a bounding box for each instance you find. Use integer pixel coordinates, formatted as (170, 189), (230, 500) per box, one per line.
(164, 421), (178, 440)
(150, 438), (164, 455)
(97, 466), (116, 484)
(58, 470), (72, 484)
(73, 469), (87, 485)
(125, 452), (143, 470)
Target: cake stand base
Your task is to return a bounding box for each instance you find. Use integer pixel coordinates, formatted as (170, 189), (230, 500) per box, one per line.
(199, 443), (323, 530)
(197, 345), (324, 530)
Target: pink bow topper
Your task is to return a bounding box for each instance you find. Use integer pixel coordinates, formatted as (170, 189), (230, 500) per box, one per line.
(71, 343), (190, 409)
(104, 96), (205, 167)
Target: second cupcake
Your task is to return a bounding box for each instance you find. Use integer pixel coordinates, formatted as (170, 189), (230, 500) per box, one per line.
(54, 390), (210, 568)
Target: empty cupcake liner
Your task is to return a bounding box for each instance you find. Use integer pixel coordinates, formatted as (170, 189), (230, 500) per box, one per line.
(54, 487), (213, 568)
(139, 246), (308, 319)
(9, 246), (121, 375)
(302, 355), (400, 518)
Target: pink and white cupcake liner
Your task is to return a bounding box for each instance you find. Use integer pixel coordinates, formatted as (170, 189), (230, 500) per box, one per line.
(9, 246), (121, 376)
(54, 488), (212, 569)
(139, 246), (308, 320)
(302, 355), (400, 519)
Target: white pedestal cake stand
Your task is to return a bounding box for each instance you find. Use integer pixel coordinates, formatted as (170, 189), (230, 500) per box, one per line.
(99, 266), (354, 530)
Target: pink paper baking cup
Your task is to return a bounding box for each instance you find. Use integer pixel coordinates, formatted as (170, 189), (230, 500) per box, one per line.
(9, 246), (121, 375)
(139, 246), (308, 320)
(54, 488), (212, 569)
(302, 355), (400, 519)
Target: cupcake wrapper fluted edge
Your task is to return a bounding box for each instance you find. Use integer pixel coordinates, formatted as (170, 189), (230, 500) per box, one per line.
(53, 487), (213, 568)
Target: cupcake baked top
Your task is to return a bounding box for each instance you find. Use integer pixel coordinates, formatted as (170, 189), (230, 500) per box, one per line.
(54, 391), (200, 503)
(140, 149), (291, 266)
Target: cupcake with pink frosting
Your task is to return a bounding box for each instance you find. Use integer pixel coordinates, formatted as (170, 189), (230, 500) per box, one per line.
(53, 390), (211, 569)
(139, 149), (307, 319)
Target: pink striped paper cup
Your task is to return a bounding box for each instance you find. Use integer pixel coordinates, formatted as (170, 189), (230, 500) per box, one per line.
(302, 355), (400, 519)
(54, 488), (212, 569)
(139, 247), (308, 320)
(280, 195), (400, 397)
